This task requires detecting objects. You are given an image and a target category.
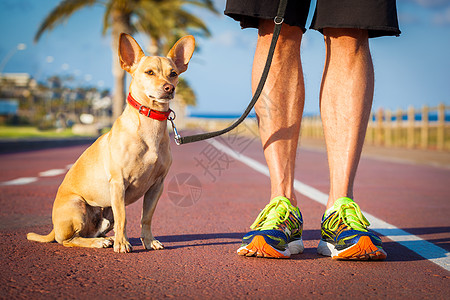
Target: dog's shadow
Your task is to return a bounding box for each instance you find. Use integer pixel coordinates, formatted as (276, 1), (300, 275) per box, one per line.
(128, 230), (320, 251)
(127, 230), (328, 260)
(128, 232), (245, 251)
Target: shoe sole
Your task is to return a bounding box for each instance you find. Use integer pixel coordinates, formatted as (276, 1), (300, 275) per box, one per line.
(317, 236), (387, 260)
(237, 235), (304, 259)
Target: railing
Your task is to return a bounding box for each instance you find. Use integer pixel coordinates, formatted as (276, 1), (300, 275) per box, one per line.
(301, 103), (450, 151)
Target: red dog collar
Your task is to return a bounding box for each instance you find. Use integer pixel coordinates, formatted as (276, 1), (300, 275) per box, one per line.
(127, 93), (172, 121)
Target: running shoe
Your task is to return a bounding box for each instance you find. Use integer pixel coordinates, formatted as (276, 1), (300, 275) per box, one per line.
(317, 197), (387, 260)
(237, 196), (304, 258)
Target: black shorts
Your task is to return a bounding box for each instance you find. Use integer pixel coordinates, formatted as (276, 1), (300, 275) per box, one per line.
(224, 0), (401, 38)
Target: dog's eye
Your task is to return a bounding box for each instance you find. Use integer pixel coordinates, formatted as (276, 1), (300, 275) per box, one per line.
(169, 71), (178, 77)
(146, 70), (155, 75)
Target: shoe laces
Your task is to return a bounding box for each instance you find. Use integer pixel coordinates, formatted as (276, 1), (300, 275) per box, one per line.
(250, 197), (299, 231)
(326, 200), (370, 232)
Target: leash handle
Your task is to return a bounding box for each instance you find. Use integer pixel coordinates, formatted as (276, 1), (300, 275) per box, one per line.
(175, 0), (288, 145)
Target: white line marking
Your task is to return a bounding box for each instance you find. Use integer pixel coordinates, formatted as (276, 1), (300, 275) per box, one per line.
(0, 164), (71, 186)
(0, 177), (38, 186)
(39, 169), (67, 177)
(208, 139), (450, 271)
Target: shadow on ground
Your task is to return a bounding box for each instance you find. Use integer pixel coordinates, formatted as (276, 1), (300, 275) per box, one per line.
(124, 227), (450, 263)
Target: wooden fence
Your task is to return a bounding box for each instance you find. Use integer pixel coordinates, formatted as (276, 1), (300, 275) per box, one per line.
(301, 103), (450, 151)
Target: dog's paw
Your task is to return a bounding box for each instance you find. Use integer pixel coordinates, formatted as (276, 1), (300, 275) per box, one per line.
(113, 237), (132, 253)
(151, 239), (164, 250)
(102, 238), (114, 248)
(93, 238), (113, 248)
(141, 237), (164, 250)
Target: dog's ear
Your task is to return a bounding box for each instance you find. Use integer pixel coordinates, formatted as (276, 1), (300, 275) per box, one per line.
(167, 35), (195, 74)
(119, 33), (145, 73)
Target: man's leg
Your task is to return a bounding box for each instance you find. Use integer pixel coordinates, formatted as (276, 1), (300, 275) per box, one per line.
(318, 28), (386, 260)
(237, 20), (305, 258)
(253, 20), (305, 207)
(320, 28), (373, 209)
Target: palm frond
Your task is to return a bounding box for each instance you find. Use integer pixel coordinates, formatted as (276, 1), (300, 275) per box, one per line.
(34, 0), (99, 42)
(177, 77), (196, 106)
(134, 2), (167, 39)
(134, 0), (213, 55)
(102, 0), (114, 35)
(102, 0), (136, 35)
(174, 10), (211, 37)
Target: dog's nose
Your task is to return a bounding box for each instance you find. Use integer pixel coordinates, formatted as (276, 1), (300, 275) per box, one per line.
(164, 83), (175, 94)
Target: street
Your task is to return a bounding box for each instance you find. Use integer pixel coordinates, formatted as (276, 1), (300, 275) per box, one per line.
(0, 133), (449, 298)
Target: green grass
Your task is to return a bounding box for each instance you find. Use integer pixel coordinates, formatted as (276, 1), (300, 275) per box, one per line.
(0, 126), (95, 139)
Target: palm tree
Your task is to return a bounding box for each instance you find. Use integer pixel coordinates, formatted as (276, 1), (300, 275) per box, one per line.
(35, 0), (217, 120)
(132, 0), (213, 55)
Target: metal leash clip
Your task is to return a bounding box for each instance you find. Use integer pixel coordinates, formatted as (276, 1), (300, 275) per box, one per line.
(274, 16), (284, 25)
(167, 110), (182, 145)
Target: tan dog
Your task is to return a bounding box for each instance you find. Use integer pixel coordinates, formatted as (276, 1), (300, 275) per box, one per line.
(27, 33), (195, 253)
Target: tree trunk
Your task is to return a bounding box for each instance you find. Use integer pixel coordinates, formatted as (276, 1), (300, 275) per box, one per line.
(147, 38), (158, 56)
(111, 9), (131, 121)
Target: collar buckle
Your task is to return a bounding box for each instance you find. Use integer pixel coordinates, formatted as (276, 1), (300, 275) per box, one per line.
(138, 105), (150, 117)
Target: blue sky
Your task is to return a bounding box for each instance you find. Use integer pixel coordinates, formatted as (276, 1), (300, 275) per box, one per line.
(0, 0), (449, 115)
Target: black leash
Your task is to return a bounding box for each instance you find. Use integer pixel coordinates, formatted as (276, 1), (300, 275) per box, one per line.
(169, 0), (288, 145)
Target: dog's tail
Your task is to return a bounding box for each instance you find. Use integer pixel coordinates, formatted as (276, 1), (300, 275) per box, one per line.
(27, 229), (55, 243)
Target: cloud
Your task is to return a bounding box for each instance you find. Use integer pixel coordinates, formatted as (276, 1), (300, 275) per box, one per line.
(212, 30), (256, 50)
(433, 7), (450, 24)
(415, 0), (450, 8)
(400, 0), (450, 8)
(398, 12), (421, 24)
(213, 0), (226, 9)
(213, 31), (236, 47)
(398, 0), (450, 26)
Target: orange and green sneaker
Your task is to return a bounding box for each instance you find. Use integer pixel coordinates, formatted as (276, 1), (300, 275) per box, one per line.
(237, 196), (304, 258)
(317, 197), (387, 260)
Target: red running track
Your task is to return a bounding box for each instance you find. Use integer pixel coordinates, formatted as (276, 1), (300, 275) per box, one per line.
(0, 135), (449, 298)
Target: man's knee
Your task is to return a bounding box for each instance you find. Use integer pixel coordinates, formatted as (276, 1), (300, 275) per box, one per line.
(258, 19), (302, 43)
(323, 28), (368, 40)
(323, 28), (369, 54)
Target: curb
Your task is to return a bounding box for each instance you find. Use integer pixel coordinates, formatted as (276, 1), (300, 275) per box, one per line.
(0, 137), (97, 154)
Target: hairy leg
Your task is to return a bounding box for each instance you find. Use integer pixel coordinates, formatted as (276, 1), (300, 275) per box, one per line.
(320, 28), (374, 209)
(253, 20), (305, 206)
